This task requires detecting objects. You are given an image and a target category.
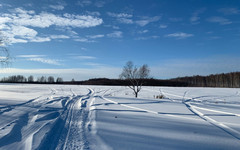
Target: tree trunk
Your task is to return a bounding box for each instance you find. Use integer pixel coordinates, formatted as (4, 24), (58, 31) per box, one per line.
(135, 92), (138, 98)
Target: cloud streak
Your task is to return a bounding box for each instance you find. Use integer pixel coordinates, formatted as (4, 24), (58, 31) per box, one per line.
(218, 8), (240, 15)
(107, 31), (122, 38)
(165, 32), (194, 39)
(17, 55), (62, 65)
(207, 16), (232, 25)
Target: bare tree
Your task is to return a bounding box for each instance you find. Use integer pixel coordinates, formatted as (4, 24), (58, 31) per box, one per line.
(120, 61), (150, 98)
(28, 75), (34, 83)
(56, 77), (63, 83)
(0, 32), (10, 66)
(37, 76), (47, 83)
(48, 76), (55, 83)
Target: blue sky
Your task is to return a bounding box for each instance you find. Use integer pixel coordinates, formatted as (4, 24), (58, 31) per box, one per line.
(0, 0), (240, 80)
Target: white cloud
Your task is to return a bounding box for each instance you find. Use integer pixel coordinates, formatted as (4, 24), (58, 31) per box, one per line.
(86, 11), (101, 16)
(74, 38), (95, 43)
(138, 30), (149, 34)
(81, 47), (87, 51)
(207, 16), (232, 25)
(117, 18), (134, 24)
(73, 56), (96, 60)
(94, 1), (106, 7)
(50, 35), (70, 39)
(136, 16), (161, 26)
(30, 37), (51, 42)
(6, 25), (37, 39)
(77, 0), (92, 7)
(1, 8), (103, 28)
(165, 32), (194, 39)
(107, 12), (133, 24)
(135, 36), (160, 40)
(17, 54), (62, 65)
(190, 8), (206, 24)
(17, 55), (46, 58)
(107, 12), (132, 18)
(159, 24), (167, 28)
(169, 18), (182, 22)
(218, 8), (240, 15)
(107, 31), (122, 38)
(77, 0), (106, 8)
(27, 57), (61, 65)
(0, 8), (103, 44)
(49, 5), (65, 10)
(87, 34), (104, 39)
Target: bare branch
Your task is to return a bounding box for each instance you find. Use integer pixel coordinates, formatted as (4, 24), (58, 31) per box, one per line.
(120, 61), (150, 98)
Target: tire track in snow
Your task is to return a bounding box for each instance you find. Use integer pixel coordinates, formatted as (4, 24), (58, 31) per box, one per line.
(146, 88), (240, 140)
(37, 88), (94, 150)
(63, 88), (94, 150)
(171, 90), (240, 141)
(99, 95), (201, 121)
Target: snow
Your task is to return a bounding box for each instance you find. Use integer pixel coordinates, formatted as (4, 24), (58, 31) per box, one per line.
(0, 84), (240, 149)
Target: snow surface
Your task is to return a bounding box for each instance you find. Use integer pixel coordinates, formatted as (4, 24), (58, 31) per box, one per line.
(0, 84), (240, 150)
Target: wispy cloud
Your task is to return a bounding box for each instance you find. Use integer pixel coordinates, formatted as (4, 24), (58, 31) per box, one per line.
(218, 8), (240, 15)
(87, 34), (104, 39)
(50, 35), (70, 39)
(74, 38), (95, 43)
(86, 11), (101, 16)
(107, 31), (123, 38)
(159, 24), (167, 28)
(17, 55), (46, 58)
(169, 18), (182, 22)
(77, 0), (106, 8)
(165, 32), (194, 39)
(207, 16), (232, 25)
(49, 4), (65, 10)
(94, 1), (106, 7)
(27, 58), (61, 65)
(77, 0), (92, 7)
(190, 8), (206, 24)
(17, 54), (62, 65)
(72, 55), (96, 60)
(135, 36), (159, 40)
(135, 16), (161, 26)
(107, 12), (132, 18)
(107, 12), (133, 24)
(138, 30), (149, 34)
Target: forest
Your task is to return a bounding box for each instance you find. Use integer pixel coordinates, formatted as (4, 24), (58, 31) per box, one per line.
(1, 72), (240, 88)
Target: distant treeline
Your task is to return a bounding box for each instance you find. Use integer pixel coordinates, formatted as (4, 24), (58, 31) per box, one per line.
(64, 78), (187, 87)
(0, 75), (64, 84)
(1, 72), (240, 88)
(171, 72), (240, 88)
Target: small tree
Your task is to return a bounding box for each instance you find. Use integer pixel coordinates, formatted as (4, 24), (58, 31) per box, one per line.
(28, 75), (34, 83)
(56, 77), (63, 83)
(37, 76), (47, 83)
(120, 61), (150, 98)
(48, 76), (55, 83)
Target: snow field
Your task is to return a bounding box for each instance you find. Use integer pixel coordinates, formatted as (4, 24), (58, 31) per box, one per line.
(0, 84), (239, 149)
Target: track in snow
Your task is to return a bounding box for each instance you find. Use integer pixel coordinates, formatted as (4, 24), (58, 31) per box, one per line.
(0, 87), (95, 150)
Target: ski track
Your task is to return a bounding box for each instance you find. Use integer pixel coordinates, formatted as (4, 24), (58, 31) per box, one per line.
(0, 87), (96, 150)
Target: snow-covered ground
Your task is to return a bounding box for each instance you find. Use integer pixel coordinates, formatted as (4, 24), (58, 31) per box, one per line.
(0, 84), (239, 150)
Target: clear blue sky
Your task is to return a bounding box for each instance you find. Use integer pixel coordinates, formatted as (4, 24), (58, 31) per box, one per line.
(0, 0), (240, 80)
